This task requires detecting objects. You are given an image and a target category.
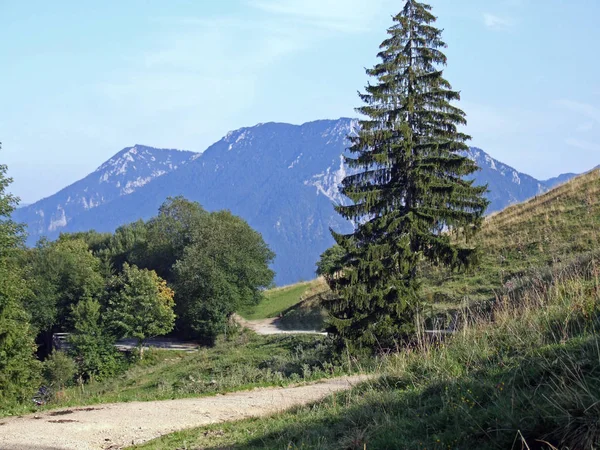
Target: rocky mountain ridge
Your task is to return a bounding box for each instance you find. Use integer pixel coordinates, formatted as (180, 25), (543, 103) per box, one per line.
(14, 118), (586, 284)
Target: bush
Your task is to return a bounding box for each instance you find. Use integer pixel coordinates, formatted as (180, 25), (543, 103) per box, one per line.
(43, 351), (77, 390)
(69, 298), (128, 381)
(105, 263), (175, 354)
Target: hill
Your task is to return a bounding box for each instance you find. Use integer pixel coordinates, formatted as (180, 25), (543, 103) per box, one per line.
(136, 251), (600, 450)
(239, 278), (329, 331)
(239, 278), (327, 321)
(132, 165), (600, 450)
(424, 168), (600, 308)
(250, 169), (600, 324)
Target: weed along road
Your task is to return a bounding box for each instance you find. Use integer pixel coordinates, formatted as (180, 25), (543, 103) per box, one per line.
(0, 375), (368, 450)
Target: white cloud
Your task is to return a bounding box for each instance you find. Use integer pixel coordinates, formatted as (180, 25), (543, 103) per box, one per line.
(249, 0), (391, 33)
(576, 122), (594, 132)
(483, 13), (515, 31)
(98, 1), (394, 124)
(565, 138), (600, 152)
(97, 16), (308, 115)
(558, 99), (600, 124)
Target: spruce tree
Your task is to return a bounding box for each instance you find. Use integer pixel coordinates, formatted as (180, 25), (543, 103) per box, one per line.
(323, 0), (488, 350)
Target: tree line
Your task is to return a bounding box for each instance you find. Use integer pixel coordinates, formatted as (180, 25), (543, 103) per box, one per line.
(0, 169), (275, 404)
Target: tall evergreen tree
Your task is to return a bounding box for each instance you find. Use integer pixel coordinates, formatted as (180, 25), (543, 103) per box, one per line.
(323, 0), (488, 350)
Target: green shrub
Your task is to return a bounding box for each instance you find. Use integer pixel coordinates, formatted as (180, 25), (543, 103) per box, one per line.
(43, 351), (77, 390)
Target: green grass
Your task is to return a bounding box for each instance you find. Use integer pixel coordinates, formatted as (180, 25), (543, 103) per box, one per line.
(7, 170), (598, 447)
(0, 331), (356, 419)
(132, 256), (600, 450)
(422, 169), (600, 309)
(277, 293), (329, 331)
(240, 278), (327, 320)
(281, 171), (600, 322)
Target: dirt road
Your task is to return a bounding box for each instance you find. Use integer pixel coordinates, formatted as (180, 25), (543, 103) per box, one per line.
(0, 375), (368, 450)
(233, 314), (327, 335)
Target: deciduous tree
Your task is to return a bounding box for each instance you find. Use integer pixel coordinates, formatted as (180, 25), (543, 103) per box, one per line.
(174, 211), (274, 343)
(22, 238), (104, 337)
(106, 263), (175, 356)
(68, 297), (123, 380)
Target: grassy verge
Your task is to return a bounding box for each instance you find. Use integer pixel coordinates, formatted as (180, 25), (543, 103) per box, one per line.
(240, 278), (328, 320)
(0, 331), (356, 419)
(133, 258), (600, 450)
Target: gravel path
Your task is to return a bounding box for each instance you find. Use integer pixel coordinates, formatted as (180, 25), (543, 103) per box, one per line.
(0, 375), (368, 450)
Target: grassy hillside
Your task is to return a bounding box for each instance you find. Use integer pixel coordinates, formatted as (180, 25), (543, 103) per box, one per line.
(133, 169), (600, 450)
(248, 170), (600, 327)
(133, 248), (600, 450)
(240, 278), (328, 320)
(424, 169), (600, 308)
(276, 291), (329, 331)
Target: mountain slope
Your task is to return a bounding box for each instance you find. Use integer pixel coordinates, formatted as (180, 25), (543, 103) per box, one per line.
(40, 119), (359, 284)
(463, 147), (547, 213)
(15, 118), (585, 285)
(14, 145), (196, 239)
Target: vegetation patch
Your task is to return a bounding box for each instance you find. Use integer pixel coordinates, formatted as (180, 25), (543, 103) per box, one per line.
(133, 260), (600, 450)
(277, 296), (329, 332)
(312, 170), (600, 326)
(423, 169), (600, 309)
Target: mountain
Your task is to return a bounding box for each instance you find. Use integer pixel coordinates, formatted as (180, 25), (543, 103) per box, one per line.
(463, 147), (548, 213)
(14, 145), (196, 239)
(22, 119), (358, 284)
(542, 165), (600, 190)
(14, 118), (585, 285)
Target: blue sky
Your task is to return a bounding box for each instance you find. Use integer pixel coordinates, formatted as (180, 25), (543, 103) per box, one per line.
(1, 0), (599, 203)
